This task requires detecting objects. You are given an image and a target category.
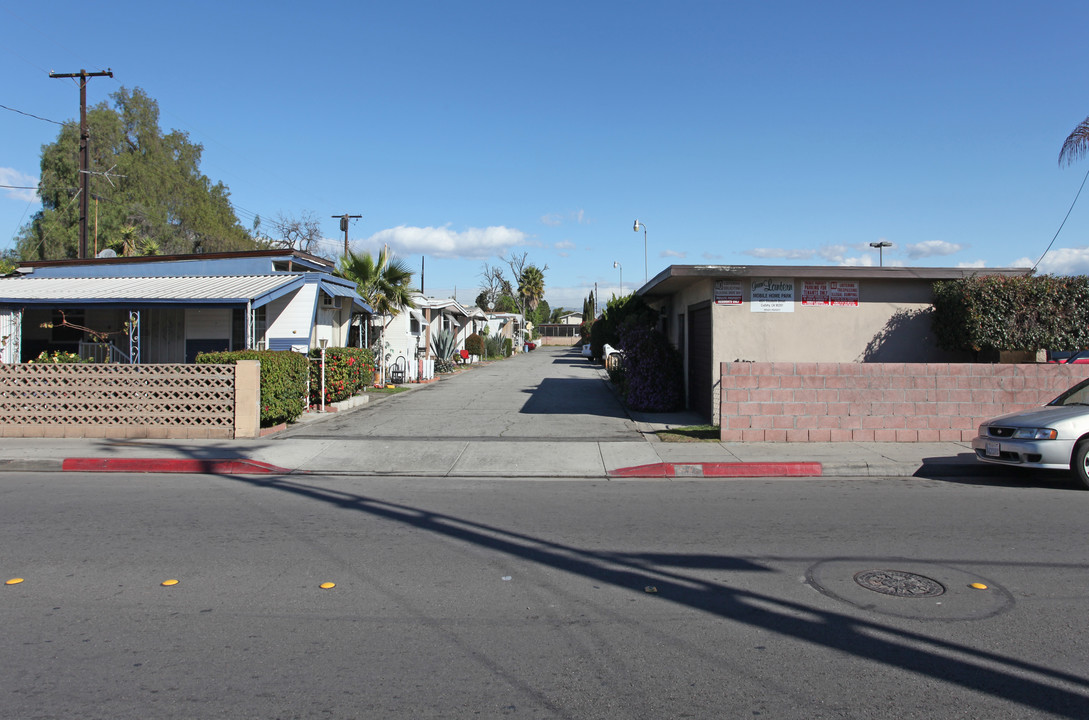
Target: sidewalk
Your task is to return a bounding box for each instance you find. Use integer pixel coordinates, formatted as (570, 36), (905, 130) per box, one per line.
(0, 356), (1024, 480)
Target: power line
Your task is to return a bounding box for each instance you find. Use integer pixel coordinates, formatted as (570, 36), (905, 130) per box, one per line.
(0, 103), (64, 125)
(1031, 164), (1089, 275)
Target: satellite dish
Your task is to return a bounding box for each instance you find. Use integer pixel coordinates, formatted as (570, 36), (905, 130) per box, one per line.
(96, 248), (117, 258)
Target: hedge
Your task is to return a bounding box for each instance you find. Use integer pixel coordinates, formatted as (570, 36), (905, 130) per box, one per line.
(932, 275), (1089, 353)
(196, 349), (309, 426)
(308, 346), (375, 406)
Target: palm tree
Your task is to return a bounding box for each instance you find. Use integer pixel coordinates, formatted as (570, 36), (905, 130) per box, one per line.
(518, 265), (546, 313)
(1060, 117), (1089, 165)
(337, 247), (416, 381)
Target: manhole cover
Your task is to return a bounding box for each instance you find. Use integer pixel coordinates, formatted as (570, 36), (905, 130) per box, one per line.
(853, 569), (945, 598)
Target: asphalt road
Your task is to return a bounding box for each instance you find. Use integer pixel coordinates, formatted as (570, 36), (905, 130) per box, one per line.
(279, 346), (642, 441)
(3, 471), (1089, 719)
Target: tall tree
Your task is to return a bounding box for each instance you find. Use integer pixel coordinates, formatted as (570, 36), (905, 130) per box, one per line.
(16, 87), (255, 260)
(518, 264), (546, 313)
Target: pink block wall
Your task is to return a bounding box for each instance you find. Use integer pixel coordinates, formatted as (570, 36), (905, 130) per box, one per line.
(719, 362), (1089, 442)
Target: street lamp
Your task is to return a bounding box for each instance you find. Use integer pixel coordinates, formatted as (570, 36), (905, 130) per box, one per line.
(613, 261), (623, 295)
(633, 220), (648, 284)
(319, 338), (329, 413)
(869, 241), (893, 267)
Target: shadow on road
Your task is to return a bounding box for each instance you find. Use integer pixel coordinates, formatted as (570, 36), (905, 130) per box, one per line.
(221, 472), (1089, 717)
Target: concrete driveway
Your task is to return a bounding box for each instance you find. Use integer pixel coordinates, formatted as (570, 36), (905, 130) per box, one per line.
(281, 344), (640, 442)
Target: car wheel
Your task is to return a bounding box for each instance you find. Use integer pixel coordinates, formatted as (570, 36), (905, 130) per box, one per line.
(1072, 440), (1089, 490)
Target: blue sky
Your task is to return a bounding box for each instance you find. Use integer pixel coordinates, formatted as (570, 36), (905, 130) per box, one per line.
(4, 1), (1089, 311)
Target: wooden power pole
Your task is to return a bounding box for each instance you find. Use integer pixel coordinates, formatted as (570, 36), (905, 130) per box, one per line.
(49, 68), (113, 259)
(332, 213), (362, 257)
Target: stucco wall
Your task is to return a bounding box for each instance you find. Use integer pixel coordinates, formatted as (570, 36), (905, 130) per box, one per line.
(720, 361), (1089, 442)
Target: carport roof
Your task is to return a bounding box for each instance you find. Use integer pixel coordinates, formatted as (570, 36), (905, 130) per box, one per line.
(0, 274), (370, 311)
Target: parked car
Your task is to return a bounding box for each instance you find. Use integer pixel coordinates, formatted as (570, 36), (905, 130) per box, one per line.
(1047, 350), (1089, 364)
(972, 377), (1089, 488)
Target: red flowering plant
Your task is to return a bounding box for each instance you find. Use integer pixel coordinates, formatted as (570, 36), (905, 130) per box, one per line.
(308, 346), (375, 407)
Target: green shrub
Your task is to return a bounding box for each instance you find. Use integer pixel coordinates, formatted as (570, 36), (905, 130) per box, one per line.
(465, 332), (485, 358)
(503, 338), (513, 357)
(484, 334), (505, 359)
(308, 346), (375, 405)
(196, 349), (309, 426)
(932, 275), (1089, 354)
(591, 294), (656, 361)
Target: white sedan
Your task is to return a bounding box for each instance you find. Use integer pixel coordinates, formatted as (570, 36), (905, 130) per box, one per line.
(972, 377), (1089, 488)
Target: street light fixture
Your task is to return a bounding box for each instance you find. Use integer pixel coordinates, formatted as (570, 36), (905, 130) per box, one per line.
(613, 261), (623, 295)
(632, 220), (648, 284)
(869, 241), (893, 267)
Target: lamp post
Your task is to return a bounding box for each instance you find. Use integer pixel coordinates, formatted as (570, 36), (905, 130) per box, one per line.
(613, 261), (623, 295)
(319, 338), (329, 412)
(869, 241), (893, 267)
(632, 220), (648, 284)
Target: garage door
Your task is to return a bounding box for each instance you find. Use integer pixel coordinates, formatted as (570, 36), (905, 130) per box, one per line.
(687, 305), (712, 421)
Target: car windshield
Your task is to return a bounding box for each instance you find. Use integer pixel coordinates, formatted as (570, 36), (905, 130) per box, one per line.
(1050, 378), (1089, 407)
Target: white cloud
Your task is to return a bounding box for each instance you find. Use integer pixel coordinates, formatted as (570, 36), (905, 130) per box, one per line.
(1013, 247), (1089, 275)
(660, 249), (686, 258)
(957, 259), (987, 268)
(745, 248), (816, 260)
(555, 240), (575, 250)
(904, 239), (963, 259)
(840, 254), (876, 267)
(363, 225), (530, 260)
(540, 209), (589, 227)
(701, 251), (723, 261)
(0, 168), (39, 203)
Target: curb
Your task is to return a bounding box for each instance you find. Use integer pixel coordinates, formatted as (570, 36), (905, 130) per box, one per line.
(61, 458), (291, 475)
(609, 462), (824, 478)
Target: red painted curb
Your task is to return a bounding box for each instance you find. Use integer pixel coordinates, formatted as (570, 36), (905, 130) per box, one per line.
(62, 458), (290, 475)
(609, 462), (823, 478)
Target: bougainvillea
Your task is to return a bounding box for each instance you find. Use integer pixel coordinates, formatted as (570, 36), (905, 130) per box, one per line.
(617, 323), (683, 412)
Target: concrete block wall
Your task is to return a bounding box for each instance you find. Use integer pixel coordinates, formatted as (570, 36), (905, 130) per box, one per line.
(719, 362), (1089, 442)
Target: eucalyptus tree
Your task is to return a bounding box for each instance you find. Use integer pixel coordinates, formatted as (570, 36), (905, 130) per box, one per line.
(17, 87), (254, 260)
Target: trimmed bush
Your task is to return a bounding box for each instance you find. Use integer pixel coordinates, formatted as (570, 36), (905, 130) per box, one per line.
(503, 338), (513, 357)
(465, 332), (485, 358)
(197, 350), (309, 426)
(933, 275), (1089, 354)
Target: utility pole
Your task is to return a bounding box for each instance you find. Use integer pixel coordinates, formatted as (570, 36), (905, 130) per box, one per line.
(332, 213), (362, 257)
(50, 68), (113, 259)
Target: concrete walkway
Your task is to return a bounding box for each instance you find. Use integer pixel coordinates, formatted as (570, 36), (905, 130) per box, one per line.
(0, 347), (1034, 481)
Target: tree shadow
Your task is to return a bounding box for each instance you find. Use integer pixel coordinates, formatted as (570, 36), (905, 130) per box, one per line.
(222, 472), (1089, 717)
(859, 308), (971, 362)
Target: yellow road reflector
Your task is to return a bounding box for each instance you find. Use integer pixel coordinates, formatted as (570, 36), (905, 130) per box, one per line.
(5, 578), (24, 585)
(969, 582), (988, 590)
(161, 579), (179, 586)
(319, 582), (336, 590)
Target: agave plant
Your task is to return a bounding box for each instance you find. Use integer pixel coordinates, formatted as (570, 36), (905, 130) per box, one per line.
(431, 329), (457, 361)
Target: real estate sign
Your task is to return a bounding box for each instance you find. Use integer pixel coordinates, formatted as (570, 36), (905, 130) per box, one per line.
(750, 278), (794, 312)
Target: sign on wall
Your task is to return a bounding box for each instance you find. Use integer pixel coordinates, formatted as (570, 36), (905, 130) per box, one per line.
(750, 278), (794, 312)
(714, 279), (743, 305)
(801, 280), (859, 307)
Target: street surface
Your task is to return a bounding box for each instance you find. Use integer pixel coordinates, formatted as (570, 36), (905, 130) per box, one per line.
(3, 470), (1089, 718)
(278, 347), (641, 441)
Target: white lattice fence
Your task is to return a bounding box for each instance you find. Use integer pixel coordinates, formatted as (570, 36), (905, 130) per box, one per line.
(0, 364), (237, 439)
